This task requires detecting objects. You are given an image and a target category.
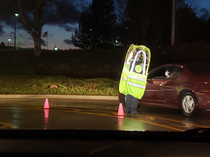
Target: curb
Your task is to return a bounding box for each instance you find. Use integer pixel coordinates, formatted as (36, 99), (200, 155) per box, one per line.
(0, 94), (118, 101)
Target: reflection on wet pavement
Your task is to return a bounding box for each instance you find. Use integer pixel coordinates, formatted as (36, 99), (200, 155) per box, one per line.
(0, 99), (209, 131)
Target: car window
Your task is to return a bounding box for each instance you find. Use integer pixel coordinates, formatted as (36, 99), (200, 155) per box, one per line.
(148, 65), (174, 79)
(168, 66), (183, 79)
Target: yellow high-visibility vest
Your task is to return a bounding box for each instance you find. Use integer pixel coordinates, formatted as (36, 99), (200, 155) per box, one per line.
(119, 44), (151, 99)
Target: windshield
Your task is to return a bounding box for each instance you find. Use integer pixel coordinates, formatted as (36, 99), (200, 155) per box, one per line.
(0, 0), (210, 134)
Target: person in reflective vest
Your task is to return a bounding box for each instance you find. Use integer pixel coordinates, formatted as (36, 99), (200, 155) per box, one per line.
(119, 44), (151, 114)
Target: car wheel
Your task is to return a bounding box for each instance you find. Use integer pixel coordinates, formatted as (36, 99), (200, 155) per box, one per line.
(180, 92), (199, 117)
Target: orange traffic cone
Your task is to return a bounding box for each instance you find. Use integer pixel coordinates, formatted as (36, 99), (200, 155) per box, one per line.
(117, 103), (124, 116)
(44, 98), (50, 109)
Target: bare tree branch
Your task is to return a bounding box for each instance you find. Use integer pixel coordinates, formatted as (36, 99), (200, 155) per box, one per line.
(17, 0), (33, 36)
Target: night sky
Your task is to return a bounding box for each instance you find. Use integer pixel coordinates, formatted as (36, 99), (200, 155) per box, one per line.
(0, 0), (209, 50)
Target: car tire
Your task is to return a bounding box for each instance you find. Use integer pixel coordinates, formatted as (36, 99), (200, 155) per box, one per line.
(180, 92), (199, 117)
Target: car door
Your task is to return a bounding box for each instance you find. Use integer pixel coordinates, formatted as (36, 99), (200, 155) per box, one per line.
(164, 65), (183, 106)
(141, 65), (175, 104)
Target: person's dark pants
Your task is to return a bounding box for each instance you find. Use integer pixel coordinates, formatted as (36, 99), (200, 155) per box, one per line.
(125, 94), (138, 113)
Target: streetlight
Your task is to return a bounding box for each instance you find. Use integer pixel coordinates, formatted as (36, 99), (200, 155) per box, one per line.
(14, 13), (19, 50)
(54, 44), (58, 51)
(8, 38), (11, 47)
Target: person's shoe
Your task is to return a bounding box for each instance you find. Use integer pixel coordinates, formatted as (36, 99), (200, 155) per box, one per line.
(131, 111), (142, 114)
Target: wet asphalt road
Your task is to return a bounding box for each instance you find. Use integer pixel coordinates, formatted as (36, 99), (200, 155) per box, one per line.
(0, 98), (209, 131)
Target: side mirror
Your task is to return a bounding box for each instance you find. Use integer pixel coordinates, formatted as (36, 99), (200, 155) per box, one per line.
(147, 79), (153, 84)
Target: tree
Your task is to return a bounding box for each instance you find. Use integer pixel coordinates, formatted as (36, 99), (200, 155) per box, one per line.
(114, 0), (131, 46)
(3, 0), (46, 56)
(72, 0), (117, 49)
(2, 0), (78, 56)
(71, 9), (94, 48)
(116, 0), (172, 46)
(116, 0), (210, 45)
(175, 3), (198, 43)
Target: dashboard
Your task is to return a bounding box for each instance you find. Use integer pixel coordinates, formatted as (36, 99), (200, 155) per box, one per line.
(0, 129), (210, 157)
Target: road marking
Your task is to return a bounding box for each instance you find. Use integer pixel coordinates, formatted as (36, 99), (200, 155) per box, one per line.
(142, 115), (210, 129)
(0, 106), (208, 131)
(0, 107), (193, 131)
(59, 109), (185, 132)
(0, 122), (18, 129)
(126, 117), (185, 132)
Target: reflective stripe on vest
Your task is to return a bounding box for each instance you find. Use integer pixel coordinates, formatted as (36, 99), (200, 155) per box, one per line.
(127, 82), (145, 89)
(128, 75), (146, 82)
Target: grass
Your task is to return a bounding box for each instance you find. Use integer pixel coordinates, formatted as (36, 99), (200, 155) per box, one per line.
(0, 75), (119, 96)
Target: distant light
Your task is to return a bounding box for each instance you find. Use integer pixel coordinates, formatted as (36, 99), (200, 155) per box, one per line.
(15, 14), (19, 17)
(90, 29), (92, 31)
(8, 38), (11, 47)
(115, 40), (118, 43)
(54, 47), (58, 51)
